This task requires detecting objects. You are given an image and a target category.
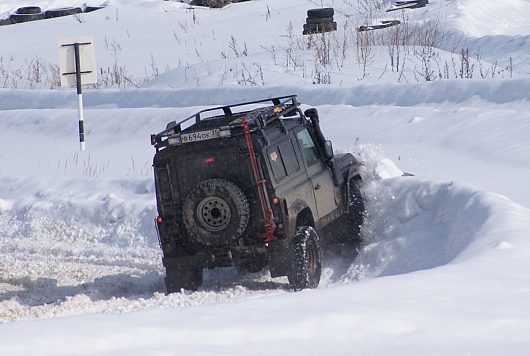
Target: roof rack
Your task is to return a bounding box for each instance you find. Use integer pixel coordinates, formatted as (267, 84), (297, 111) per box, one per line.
(151, 95), (300, 147)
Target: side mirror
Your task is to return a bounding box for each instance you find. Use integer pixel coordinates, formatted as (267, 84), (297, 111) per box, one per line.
(324, 140), (334, 160)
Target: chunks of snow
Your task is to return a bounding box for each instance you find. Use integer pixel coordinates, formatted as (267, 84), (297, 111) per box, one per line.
(0, 199), (12, 214)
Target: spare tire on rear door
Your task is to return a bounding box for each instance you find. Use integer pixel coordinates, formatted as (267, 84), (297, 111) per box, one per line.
(183, 178), (250, 246)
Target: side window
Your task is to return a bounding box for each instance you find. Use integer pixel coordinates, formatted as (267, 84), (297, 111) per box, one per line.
(296, 129), (319, 166)
(155, 166), (172, 201)
(279, 139), (300, 175)
(267, 139), (300, 182)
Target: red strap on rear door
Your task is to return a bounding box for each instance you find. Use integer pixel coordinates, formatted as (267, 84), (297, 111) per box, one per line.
(241, 118), (276, 242)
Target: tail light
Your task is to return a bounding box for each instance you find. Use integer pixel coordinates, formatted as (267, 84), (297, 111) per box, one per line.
(204, 156), (215, 164)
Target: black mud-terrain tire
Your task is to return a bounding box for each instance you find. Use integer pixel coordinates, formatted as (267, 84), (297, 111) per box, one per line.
(85, 6), (106, 13)
(16, 7), (42, 14)
(325, 179), (365, 247)
(45, 7), (83, 19)
(306, 16), (333, 25)
(303, 22), (338, 34)
(10, 13), (45, 24)
(348, 179), (365, 238)
(288, 226), (321, 290)
(307, 8), (334, 19)
(165, 263), (203, 293)
(183, 179), (249, 246)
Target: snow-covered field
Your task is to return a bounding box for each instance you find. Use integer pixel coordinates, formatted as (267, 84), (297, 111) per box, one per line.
(1, 0), (529, 355)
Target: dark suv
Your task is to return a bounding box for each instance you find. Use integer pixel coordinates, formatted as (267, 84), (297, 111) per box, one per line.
(151, 95), (365, 292)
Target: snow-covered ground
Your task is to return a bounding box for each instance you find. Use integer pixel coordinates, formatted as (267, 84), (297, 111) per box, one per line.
(1, 0), (530, 355)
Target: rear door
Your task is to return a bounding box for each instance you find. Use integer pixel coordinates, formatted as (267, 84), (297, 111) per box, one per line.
(295, 128), (337, 219)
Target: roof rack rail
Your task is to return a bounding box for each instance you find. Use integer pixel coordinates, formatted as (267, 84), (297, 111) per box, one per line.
(152, 95), (300, 146)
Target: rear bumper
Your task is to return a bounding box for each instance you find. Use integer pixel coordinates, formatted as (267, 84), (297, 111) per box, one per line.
(163, 244), (269, 269)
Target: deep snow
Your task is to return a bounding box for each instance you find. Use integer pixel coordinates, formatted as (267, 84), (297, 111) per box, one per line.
(1, 0), (530, 355)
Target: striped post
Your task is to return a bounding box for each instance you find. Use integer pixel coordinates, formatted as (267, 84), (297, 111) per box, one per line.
(74, 43), (85, 151)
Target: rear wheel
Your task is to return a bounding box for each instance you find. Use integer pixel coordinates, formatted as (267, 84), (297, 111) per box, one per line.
(288, 226), (321, 290)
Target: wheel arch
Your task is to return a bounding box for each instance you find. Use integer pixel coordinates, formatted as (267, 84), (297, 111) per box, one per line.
(295, 208), (315, 228)
(286, 199), (316, 239)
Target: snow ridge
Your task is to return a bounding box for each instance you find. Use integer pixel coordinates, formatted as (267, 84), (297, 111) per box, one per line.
(2, 78), (530, 111)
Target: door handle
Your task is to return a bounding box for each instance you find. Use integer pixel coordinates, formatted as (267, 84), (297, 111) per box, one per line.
(314, 184), (321, 190)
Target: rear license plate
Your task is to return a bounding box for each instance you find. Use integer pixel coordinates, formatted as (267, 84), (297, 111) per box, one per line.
(181, 129), (222, 143)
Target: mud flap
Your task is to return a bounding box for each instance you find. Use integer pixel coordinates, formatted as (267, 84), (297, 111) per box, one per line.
(267, 239), (291, 278)
(163, 255), (205, 293)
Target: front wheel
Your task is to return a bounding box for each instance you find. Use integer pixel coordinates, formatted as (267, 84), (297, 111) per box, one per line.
(288, 226), (321, 290)
(348, 179), (365, 239)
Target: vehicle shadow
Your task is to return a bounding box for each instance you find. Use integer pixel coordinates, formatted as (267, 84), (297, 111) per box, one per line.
(0, 271), (164, 308)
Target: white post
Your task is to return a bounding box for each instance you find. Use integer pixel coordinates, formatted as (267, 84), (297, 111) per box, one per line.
(59, 36), (96, 152)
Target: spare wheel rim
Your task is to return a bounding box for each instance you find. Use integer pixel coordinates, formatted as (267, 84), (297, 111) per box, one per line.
(197, 196), (232, 232)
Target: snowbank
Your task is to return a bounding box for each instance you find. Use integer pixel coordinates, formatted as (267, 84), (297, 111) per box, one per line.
(2, 78), (530, 112)
(1, 177), (529, 354)
(351, 177), (530, 279)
